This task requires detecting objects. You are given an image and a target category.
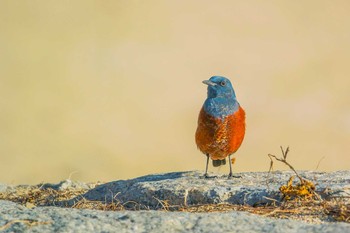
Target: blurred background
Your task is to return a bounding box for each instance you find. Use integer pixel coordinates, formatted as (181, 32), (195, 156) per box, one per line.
(1, 0), (350, 184)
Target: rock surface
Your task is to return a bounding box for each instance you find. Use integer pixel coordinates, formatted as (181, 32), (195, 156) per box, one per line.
(0, 170), (350, 233)
(66, 170), (350, 208)
(1, 200), (350, 233)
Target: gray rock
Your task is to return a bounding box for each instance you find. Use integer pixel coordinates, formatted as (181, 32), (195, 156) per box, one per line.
(1, 171), (350, 232)
(41, 179), (96, 191)
(65, 170), (350, 209)
(0, 200), (349, 233)
(0, 184), (9, 193)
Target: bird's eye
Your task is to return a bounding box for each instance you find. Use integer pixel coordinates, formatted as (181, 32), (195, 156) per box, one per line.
(220, 81), (226, 86)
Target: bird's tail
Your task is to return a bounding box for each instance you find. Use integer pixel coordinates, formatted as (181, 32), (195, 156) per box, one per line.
(212, 158), (226, 167)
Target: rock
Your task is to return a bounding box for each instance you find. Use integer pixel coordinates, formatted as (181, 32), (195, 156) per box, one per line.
(65, 170), (350, 209)
(41, 179), (96, 191)
(0, 184), (9, 193)
(1, 170), (350, 232)
(0, 200), (349, 233)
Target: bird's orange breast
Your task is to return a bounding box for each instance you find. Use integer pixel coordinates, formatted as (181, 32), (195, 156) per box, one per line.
(195, 106), (246, 160)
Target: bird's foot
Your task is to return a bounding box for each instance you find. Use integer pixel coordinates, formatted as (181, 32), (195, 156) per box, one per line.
(200, 173), (216, 179)
(228, 173), (242, 179)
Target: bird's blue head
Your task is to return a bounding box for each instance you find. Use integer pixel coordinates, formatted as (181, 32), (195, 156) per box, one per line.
(202, 76), (239, 118)
(203, 76), (236, 99)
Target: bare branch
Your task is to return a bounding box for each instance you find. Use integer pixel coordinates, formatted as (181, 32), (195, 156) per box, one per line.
(268, 146), (305, 184)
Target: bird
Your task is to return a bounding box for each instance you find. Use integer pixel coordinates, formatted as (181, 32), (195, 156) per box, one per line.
(195, 76), (246, 178)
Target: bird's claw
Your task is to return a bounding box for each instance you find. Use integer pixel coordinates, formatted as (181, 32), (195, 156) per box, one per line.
(200, 173), (216, 179)
(228, 174), (242, 179)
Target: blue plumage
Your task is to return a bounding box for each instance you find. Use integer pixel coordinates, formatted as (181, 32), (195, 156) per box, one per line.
(203, 76), (239, 118)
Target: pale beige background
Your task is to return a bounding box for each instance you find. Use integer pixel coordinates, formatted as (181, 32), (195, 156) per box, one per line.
(1, 1), (350, 184)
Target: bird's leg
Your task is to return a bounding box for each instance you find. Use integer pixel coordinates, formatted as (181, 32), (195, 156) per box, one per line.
(228, 155), (233, 178)
(228, 155), (242, 179)
(204, 154), (210, 178)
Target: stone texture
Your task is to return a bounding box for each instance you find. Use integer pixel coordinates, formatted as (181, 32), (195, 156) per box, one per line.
(42, 179), (96, 191)
(0, 200), (349, 233)
(65, 170), (350, 209)
(1, 170), (350, 232)
(0, 184), (9, 193)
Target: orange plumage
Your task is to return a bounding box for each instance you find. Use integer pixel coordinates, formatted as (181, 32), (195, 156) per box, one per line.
(195, 106), (246, 161)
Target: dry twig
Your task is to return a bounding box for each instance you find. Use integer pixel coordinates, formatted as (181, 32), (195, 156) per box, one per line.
(267, 146), (320, 201)
(268, 146), (304, 183)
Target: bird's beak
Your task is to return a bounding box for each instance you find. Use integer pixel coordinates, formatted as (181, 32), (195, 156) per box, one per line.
(202, 80), (216, 86)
